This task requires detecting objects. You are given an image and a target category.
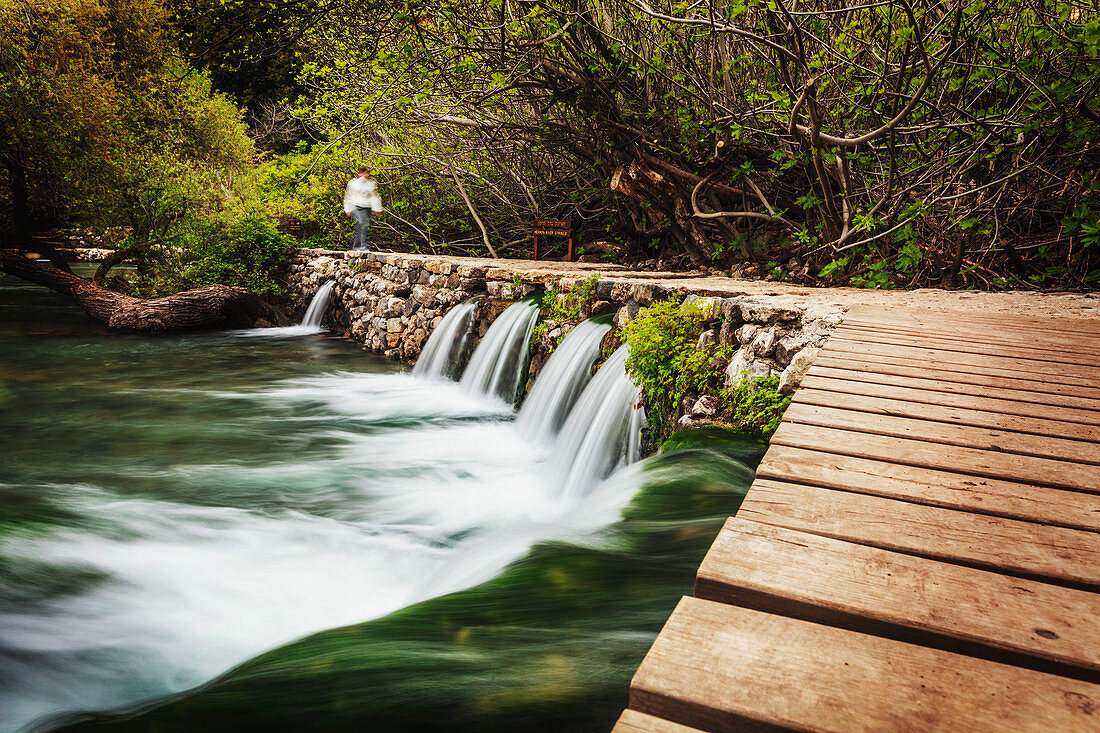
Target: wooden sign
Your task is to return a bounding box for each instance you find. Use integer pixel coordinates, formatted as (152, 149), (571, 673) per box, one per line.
(532, 218), (578, 261)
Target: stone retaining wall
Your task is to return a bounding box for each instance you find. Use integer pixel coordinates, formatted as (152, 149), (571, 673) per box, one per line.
(286, 250), (842, 400)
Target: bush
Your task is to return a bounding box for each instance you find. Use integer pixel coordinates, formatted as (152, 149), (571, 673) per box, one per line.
(622, 298), (726, 444)
(723, 376), (791, 437)
(180, 209), (298, 295)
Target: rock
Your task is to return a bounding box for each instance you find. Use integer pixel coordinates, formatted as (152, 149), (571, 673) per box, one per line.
(739, 300), (802, 325)
(696, 329), (717, 350)
(486, 281), (513, 299)
(690, 395), (721, 417)
(381, 297), (404, 318)
(778, 346), (819, 394)
(774, 333), (811, 368)
(589, 300), (616, 317)
(725, 349), (774, 383)
(751, 327), (777, 358)
(735, 324), (759, 344)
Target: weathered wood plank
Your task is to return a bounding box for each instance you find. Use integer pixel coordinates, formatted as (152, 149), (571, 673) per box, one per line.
(839, 320), (1100, 356)
(817, 348), (1100, 390)
(805, 363), (1100, 413)
(782, 402), (1100, 465)
(630, 597), (1100, 733)
(613, 710), (709, 733)
(813, 354), (1100, 401)
(823, 338), (1100, 383)
(769, 422), (1100, 494)
(828, 327), (1100, 367)
(696, 519), (1100, 677)
(737, 480), (1100, 588)
(844, 311), (1100, 337)
(794, 385), (1100, 441)
(756, 444), (1100, 533)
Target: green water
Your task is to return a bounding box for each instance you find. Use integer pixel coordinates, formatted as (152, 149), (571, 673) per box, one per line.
(0, 284), (758, 732)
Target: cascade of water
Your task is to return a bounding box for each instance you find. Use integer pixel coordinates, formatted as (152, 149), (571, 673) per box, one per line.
(514, 318), (611, 443)
(459, 300), (540, 404)
(412, 299), (478, 380)
(301, 281), (336, 329)
(544, 344), (644, 501)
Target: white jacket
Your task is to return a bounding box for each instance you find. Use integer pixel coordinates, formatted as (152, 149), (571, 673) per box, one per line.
(343, 177), (383, 213)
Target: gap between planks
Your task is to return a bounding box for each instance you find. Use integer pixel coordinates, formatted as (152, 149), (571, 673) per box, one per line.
(696, 519), (1100, 679)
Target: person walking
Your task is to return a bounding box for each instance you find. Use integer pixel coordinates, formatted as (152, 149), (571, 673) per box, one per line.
(343, 166), (383, 252)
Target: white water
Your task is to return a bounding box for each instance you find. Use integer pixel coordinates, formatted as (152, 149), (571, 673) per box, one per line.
(459, 300), (540, 404)
(411, 299), (478, 380)
(543, 345), (645, 501)
(301, 281), (336, 329)
(514, 318), (612, 444)
(0, 371), (643, 733)
(226, 281), (336, 338)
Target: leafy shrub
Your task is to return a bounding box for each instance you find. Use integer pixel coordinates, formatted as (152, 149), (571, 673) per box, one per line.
(532, 273), (600, 342)
(621, 298), (725, 443)
(723, 376), (791, 437)
(180, 209), (298, 295)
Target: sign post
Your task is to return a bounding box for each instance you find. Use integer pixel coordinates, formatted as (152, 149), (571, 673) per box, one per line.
(531, 218), (578, 262)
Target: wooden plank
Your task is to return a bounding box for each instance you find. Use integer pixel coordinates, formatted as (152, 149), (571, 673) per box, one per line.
(757, 444), (1100, 533)
(794, 386), (1100, 441)
(839, 321), (1100, 357)
(836, 310), (1100, 338)
(845, 311), (1100, 337)
(769, 421), (1100, 494)
(783, 402), (1100, 465)
(829, 327), (1100, 367)
(630, 596), (1100, 733)
(818, 348), (1099, 391)
(824, 338), (1100, 383)
(696, 519), (1100, 678)
(613, 710), (708, 733)
(806, 365), (1100, 415)
(737, 480), (1100, 588)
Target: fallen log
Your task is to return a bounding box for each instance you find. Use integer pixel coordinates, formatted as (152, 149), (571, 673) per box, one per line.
(1, 248), (292, 332)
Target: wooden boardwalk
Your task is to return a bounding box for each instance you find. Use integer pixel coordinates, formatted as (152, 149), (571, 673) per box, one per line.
(615, 305), (1100, 732)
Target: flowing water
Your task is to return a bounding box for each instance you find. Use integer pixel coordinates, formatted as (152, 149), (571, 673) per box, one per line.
(300, 281), (335, 329)
(514, 318), (612, 444)
(0, 282), (759, 733)
(459, 300), (540, 404)
(411, 298), (478, 381)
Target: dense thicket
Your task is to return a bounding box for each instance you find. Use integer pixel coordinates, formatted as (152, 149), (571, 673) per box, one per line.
(301, 0), (1100, 288)
(0, 0), (298, 323)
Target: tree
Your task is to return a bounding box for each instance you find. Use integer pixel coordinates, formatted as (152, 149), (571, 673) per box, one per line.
(301, 0), (1100, 287)
(0, 0), (292, 329)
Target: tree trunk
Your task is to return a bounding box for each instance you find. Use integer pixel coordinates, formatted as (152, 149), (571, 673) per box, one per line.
(1, 249), (291, 332)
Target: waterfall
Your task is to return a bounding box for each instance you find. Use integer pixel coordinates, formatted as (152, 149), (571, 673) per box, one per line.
(459, 300), (540, 404)
(301, 281), (335, 329)
(412, 299), (478, 381)
(514, 318), (611, 443)
(543, 345), (644, 501)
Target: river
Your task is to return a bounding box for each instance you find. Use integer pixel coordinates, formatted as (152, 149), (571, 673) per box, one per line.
(0, 282), (758, 732)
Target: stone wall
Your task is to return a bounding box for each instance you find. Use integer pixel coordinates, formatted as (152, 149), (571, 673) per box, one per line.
(285, 250), (842, 400)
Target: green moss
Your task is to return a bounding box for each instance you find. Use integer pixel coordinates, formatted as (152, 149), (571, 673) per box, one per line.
(659, 426), (767, 467)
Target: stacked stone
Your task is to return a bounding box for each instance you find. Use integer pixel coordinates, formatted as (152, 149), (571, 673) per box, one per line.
(285, 251), (842, 406)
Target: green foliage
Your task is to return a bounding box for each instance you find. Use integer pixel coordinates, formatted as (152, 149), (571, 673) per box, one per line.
(0, 0), (254, 232)
(722, 376), (791, 437)
(622, 299), (724, 443)
(533, 273), (600, 342)
(176, 208), (297, 295)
